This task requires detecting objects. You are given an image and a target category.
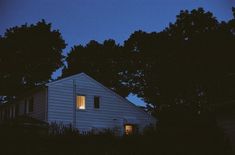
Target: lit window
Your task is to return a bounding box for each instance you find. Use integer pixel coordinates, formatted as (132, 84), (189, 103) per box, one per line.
(94, 96), (100, 109)
(76, 95), (86, 109)
(124, 124), (134, 135)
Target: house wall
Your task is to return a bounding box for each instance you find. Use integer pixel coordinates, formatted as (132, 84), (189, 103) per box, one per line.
(0, 89), (47, 121)
(47, 73), (156, 135)
(27, 89), (47, 121)
(47, 79), (74, 124)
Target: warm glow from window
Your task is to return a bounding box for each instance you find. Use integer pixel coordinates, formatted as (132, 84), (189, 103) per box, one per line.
(125, 124), (134, 135)
(76, 95), (85, 109)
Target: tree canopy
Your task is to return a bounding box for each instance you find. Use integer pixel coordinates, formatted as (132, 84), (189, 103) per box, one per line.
(123, 8), (235, 113)
(62, 39), (130, 97)
(0, 20), (66, 96)
(1, 8), (235, 114)
(62, 7), (235, 113)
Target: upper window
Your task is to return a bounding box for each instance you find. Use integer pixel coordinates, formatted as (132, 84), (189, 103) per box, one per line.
(76, 95), (86, 110)
(94, 96), (100, 109)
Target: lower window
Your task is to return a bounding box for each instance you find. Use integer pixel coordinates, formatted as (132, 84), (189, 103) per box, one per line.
(124, 124), (135, 135)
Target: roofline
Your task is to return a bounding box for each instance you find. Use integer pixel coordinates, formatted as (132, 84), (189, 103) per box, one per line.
(1, 72), (156, 121)
(0, 86), (47, 107)
(46, 72), (85, 86)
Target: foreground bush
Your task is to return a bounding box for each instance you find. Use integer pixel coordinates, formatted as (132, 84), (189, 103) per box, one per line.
(0, 114), (232, 155)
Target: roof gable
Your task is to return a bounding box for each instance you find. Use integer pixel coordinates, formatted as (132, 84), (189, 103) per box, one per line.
(46, 72), (84, 86)
(75, 73), (155, 119)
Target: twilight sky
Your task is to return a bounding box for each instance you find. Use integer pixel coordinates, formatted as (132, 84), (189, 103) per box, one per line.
(1, 0), (235, 105)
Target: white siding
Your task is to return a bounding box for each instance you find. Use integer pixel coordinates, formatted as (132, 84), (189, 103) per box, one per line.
(47, 73), (156, 134)
(47, 79), (74, 125)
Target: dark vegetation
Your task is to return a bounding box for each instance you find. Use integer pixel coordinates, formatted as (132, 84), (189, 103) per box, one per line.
(62, 7), (235, 111)
(0, 114), (232, 155)
(0, 20), (66, 97)
(1, 7), (235, 154)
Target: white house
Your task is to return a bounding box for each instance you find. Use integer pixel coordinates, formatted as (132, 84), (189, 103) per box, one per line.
(0, 73), (156, 135)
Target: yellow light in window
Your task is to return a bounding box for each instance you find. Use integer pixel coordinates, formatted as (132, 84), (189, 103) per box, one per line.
(125, 124), (134, 135)
(76, 96), (85, 109)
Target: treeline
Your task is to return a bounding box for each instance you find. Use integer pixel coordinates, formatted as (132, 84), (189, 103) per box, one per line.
(1, 7), (235, 114)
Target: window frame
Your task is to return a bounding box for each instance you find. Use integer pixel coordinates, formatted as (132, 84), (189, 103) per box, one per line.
(76, 94), (86, 110)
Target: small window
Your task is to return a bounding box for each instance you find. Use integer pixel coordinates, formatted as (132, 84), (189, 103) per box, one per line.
(29, 97), (34, 112)
(76, 95), (86, 109)
(94, 96), (100, 109)
(124, 124), (135, 135)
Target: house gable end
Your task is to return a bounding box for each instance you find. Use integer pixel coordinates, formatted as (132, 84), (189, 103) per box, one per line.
(46, 72), (156, 128)
(73, 73), (155, 120)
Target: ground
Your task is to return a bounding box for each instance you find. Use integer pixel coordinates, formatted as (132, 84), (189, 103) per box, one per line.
(217, 114), (235, 154)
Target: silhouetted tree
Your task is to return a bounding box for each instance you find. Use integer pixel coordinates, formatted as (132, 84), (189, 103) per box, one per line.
(123, 8), (235, 114)
(62, 39), (130, 97)
(61, 7), (235, 114)
(0, 20), (66, 97)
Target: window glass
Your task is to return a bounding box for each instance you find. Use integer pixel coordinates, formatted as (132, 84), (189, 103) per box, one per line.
(94, 96), (100, 109)
(76, 96), (86, 109)
(125, 124), (134, 135)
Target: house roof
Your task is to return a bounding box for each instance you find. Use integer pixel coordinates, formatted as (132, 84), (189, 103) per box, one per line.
(0, 86), (46, 107)
(46, 72), (85, 86)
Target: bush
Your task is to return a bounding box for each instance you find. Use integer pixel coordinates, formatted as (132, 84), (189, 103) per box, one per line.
(48, 122), (79, 136)
(0, 115), (232, 155)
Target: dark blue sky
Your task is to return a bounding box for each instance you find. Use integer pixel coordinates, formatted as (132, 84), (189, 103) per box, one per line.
(1, 0), (235, 105)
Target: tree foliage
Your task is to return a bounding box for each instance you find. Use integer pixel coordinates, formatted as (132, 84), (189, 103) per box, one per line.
(2, 7), (234, 113)
(62, 8), (235, 113)
(0, 20), (66, 96)
(123, 8), (235, 113)
(62, 39), (130, 97)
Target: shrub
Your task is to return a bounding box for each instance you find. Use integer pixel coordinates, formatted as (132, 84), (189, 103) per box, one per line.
(48, 122), (79, 136)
